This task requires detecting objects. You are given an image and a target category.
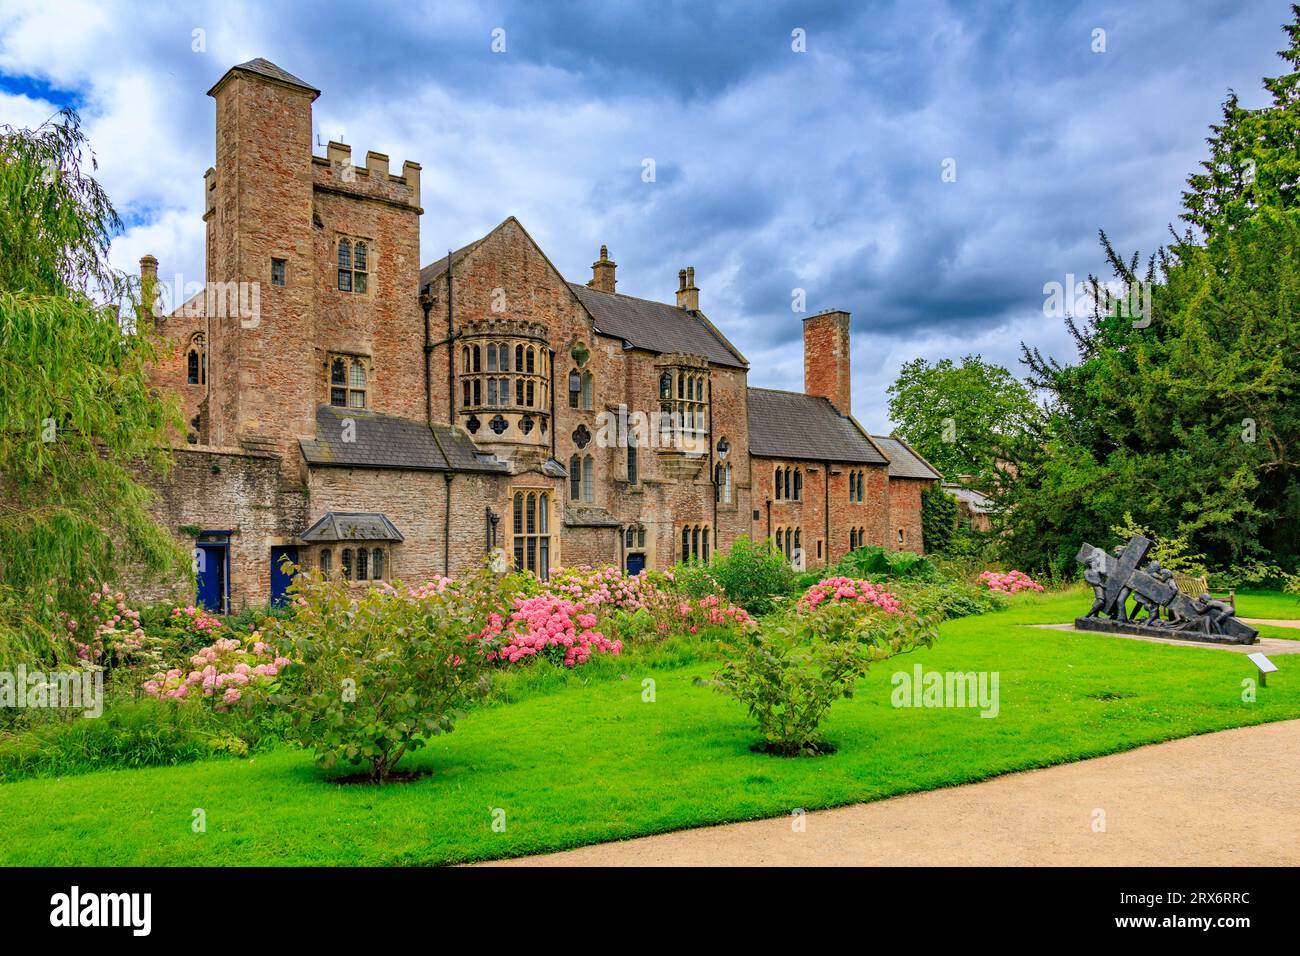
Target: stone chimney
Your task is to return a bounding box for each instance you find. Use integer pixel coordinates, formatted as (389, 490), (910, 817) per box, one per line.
(589, 244), (617, 293)
(139, 254), (159, 322)
(676, 266), (699, 310)
(803, 309), (852, 415)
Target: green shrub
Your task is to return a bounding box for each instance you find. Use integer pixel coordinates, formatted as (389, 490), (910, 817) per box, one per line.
(921, 484), (958, 554)
(701, 536), (795, 615)
(269, 571), (499, 782)
(834, 546), (936, 581)
(703, 602), (937, 756)
(0, 700), (218, 782)
(891, 578), (1006, 620)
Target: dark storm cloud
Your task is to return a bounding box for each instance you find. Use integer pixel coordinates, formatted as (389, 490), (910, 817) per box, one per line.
(2, 0), (1291, 426)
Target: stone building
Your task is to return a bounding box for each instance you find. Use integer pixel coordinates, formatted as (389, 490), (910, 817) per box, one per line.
(142, 59), (938, 611)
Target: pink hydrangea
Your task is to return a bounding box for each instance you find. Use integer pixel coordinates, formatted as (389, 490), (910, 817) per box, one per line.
(797, 576), (906, 615)
(978, 569), (1044, 594)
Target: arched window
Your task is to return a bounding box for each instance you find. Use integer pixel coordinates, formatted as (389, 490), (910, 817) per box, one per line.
(682, 526), (690, 561)
(472, 345), (481, 372)
(356, 548), (369, 581)
(526, 346), (535, 373)
(774, 467), (783, 501)
(348, 360), (367, 408)
(775, 528), (784, 553)
(371, 548), (383, 580)
(487, 343), (498, 371)
(515, 344), (524, 371)
(341, 548), (353, 580)
(337, 239), (351, 291)
(568, 370), (581, 408)
(582, 455), (594, 501)
(320, 549), (332, 573)
(660, 371), (672, 399)
(793, 469), (802, 502)
(581, 372), (593, 410)
(499, 343), (510, 371)
(850, 528), (857, 550)
(569, 454), (581, 500)
(187, 349), (200, 385)
(627, 432), (638, 485)
(462, 346), (470, 372)
(330, 358), (347, 407)
(898, 528), (906, 547)
(512, 490), (551, 580)
(463, 379), (471, 407)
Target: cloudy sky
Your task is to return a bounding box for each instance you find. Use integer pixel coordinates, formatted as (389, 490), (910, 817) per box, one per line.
(0, 0), (1291, 429)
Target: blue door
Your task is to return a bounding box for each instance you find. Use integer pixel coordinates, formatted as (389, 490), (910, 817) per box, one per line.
(195, 533), (229, 613)
(626, 552), (646, 576)
(270, 546), (299, 607)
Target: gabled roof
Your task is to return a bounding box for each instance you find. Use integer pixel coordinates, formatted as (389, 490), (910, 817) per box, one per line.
(299, 405), (508, 474)
(419, 238), (485, 292)
(872, 435), (943, 480)
(208, 58), (320, 98)
(568, 283), (748, 368)
(746, 388), (888, 464)
(419, 219), (747, 368)
(301, 512), (403, 543)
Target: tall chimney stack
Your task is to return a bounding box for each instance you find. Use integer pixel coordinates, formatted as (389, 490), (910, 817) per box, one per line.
(803, 309), (852, 415)
(589, 244), (617, 293)
(676, 265), (699, 310)
(139, 254), (159, 323)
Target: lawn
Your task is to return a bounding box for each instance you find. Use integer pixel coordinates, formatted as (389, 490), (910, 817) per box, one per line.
(1234, 588), (1300, 621)
(1, 588), (1295, 866)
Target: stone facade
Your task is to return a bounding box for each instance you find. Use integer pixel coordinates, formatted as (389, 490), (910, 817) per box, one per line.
(141, 59), (937, 611)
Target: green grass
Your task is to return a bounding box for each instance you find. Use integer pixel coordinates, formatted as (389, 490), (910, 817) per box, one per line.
(1234, 588), (1300, 621)
(1, 587), (1296, 866)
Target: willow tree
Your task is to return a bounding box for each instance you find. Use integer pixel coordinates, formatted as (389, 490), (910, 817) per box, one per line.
(0, 109), (184, 661)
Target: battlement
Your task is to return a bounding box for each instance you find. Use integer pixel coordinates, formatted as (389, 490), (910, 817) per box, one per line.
(312, 141), (421, 207)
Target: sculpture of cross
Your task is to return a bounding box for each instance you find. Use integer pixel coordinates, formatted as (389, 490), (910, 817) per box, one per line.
(1102, 534), (1151, 614)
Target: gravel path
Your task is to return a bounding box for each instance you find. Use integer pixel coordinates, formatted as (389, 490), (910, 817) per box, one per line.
(481, 719), (1300, 866)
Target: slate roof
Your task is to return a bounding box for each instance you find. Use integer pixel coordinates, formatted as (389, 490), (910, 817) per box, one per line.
(942, 482), (993, 513)
(419, 238), (484, 292)
(210, 58), (319, 96)
(300, 405), (508, 474)
(569, 284), (748, 368)
(746, 388), (888, 464)
(300, 512), (404, 543)
(872, 435), (943, 480)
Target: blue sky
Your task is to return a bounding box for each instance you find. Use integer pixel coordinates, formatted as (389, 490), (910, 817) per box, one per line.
(0, 0), (1292, 429)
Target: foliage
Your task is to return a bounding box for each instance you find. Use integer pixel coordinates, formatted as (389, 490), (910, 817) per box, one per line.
(688, 536), (794, 615)
(1004, 12), (1300, 576)
(704, 601), (937, 756)
(833, 545), (937, 581)
(885, 355), (1038, 489)
(889, 578), (1007, 620)
(269, 570), (499, 782)
(0, 700), (231, 783)
(1182, 6), (1300, 237)
(920, 483), (958, 554)
(1108, 513), (1209, 576)
(0, 109), (186, 656)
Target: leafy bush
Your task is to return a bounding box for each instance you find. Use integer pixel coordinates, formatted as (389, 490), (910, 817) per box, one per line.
(269, 571), (499, 782)
(893, 578), (1006, 620)
(699, 536), (794, 615)
(0, 700), (221, 782)
(921, 484), (958, 554)
(834, 546), (937, 581)
(479, 594), (622, 667)
(704, 602), (937, 756)
(1109, 513), (1209, 576)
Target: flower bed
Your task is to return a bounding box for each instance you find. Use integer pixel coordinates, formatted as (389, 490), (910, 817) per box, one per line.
(978, 569), (1044, 594)
(480, 594), (622, 667)
(797, 576), (906, 615)
(143, 635), (288, 707)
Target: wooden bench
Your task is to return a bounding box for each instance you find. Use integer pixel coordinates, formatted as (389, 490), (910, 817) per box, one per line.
(1171, 572), (1235, 609)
